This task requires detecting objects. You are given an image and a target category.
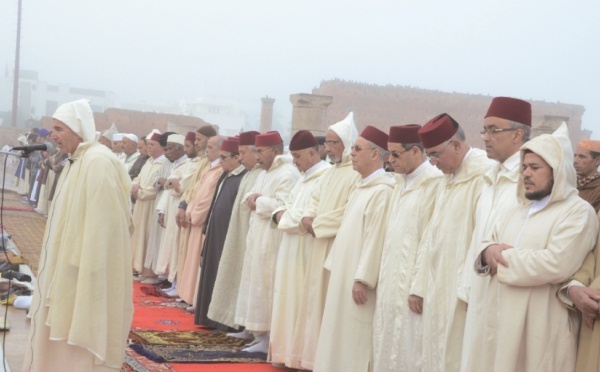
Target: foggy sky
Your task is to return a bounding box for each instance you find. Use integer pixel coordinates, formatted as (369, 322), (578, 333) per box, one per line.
(1, 1), (599, 136)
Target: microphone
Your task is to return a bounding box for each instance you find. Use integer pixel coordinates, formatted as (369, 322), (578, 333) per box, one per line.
(12, 142), (55, 153)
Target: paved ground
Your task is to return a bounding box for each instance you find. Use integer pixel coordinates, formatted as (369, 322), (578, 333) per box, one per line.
(0, 190), (45, 372)
(0, 191), (46, 273)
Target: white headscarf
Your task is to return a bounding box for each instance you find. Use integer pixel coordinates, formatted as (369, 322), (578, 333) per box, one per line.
(518, 122), (576, 206)
(329, 112), (358, 163)
(52, 99), (96, 143)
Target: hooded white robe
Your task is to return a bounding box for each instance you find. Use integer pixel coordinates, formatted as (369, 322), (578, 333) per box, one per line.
(464, 124), (598, 372)
(293, 113), (361, 370)
(24, 100), (133, 371)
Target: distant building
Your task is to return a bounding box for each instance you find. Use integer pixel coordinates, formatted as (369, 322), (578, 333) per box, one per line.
(0, 69), (116, 128)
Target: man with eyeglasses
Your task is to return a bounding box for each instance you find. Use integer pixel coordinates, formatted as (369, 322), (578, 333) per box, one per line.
(466, 124), (598, 372)
(314, 125), (395, 372)
(235, 131), (300, 354)
(460, 97), (532, 370)
(209, 131), (263, 333)
(373, 124), (443, 372)
(296, 113), (361, 370)
(412, 113), (494, 372)
(269, 130), (330, 368)
(178, 135), (225, 306)
(195, 138), (247, 329)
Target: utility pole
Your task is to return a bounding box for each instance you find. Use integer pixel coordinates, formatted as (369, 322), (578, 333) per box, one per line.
(11, 0), (22, 127)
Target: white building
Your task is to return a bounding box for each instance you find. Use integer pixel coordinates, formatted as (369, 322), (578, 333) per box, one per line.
(0, 69), (116, 128)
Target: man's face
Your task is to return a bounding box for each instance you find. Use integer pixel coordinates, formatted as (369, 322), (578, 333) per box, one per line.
(482, 116), (519, 163)
(195, 133), (209, 153)
(238, 145), (257, 170)
(325, 130), (344, 163)
(522, 152), (554, 200)
(220, 150), (240, 173)
(165, 143), (184, 162)
(113, 141), (123, 152)
(256, 146), (277, 170)
(122, 137), (138, 155)
(99, 136), (112, 149)
(205, 137), (221, 162)
(387, 142), (413, 174)
(138, 140), (147, 156)
(184, 140), (197, 158)
(146, 139), (163, 159)
(574, 146), (600, 178)
(50, 119), (83, 154)
(350, 136), (376, 176)
(425, 139), (458, 174)
(291, 147), (317, 173)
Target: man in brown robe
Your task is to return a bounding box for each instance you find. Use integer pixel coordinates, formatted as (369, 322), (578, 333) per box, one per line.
(574, 139), (600, 212)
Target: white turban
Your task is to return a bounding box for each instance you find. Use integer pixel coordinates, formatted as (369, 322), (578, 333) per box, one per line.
(52, 99), (96, 143)
(167, 134), (185, 146)
(329, 112), (358, 163)
(112, 133), (125, 142)
(123, 133), (139, 143)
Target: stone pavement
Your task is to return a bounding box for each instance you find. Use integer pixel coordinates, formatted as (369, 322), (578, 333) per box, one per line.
(0, 191), (45, 273)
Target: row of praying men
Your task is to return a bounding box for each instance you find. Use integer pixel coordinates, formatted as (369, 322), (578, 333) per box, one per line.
(125, 96), (600, 372)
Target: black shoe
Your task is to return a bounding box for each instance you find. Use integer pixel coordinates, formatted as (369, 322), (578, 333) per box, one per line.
(1, 271), (31, 282)
(0, 263), (19, 272)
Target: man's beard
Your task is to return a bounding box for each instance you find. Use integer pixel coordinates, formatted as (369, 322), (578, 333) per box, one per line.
(525, 179), (554, 200)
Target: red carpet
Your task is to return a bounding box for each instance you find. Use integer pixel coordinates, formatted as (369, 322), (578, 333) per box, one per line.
(128, 282), (283, 372)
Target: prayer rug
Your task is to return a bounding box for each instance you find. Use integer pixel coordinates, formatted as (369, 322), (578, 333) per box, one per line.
(130, 344), (267, 364)
(121, 345), (172, 372)
(130, 330), (248, 346)
(129, 331), (267, 363)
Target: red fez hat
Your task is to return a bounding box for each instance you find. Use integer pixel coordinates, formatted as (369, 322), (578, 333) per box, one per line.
(389, 125), (422, 144)
(255, 131), (283, 147)
(239, 131), (260, 146)
(150, 132), (162, 142)
(485, 97), (532, 126)
(360, 125), (389, 151)
(185, 131), (196, 143)
(220, 139), (239, 153)
(227, 135), (240, 141)
(418, 114), (459, 148)
(289, 130), (318, 151)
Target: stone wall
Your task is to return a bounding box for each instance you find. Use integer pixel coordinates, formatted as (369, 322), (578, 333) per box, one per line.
(36, 108), (215, 139)
(312, 79), (586, 148)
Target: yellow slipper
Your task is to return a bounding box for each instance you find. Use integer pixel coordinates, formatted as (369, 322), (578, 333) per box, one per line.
(0, 293), (18, 306)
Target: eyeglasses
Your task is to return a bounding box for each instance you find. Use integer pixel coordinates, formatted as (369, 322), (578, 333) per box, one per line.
(351, 145), (376, 152)
(324, 140), (341, 146)
(480, 127), (517, 137)
(220, 154), (235, 160)
(389, 148), (408, 159)
(426, 140), (453, 160)
(255, 148), (275, 155)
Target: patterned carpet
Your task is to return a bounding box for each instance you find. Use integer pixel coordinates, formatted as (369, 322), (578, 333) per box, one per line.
(0, 190), (45, 273)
